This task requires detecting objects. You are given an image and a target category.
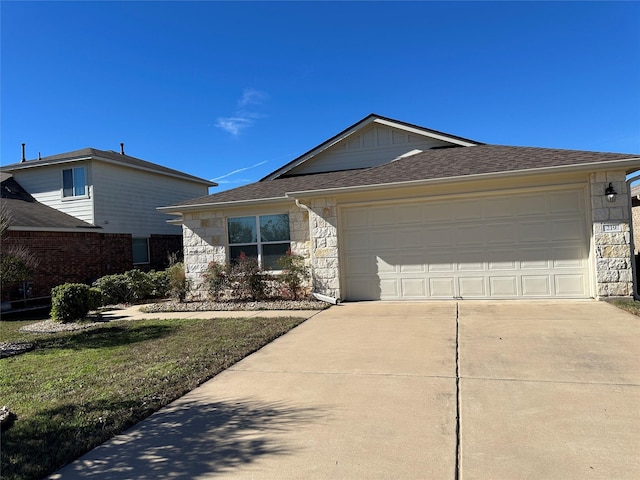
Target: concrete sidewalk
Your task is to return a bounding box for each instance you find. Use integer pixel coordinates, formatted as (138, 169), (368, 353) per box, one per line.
(49, 301), (639, 480)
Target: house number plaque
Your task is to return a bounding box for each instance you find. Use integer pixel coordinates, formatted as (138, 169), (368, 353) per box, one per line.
(602, 224), (622, 233)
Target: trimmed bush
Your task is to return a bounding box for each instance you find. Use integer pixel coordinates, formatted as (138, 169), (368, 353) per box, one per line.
(50, 283), (94, 323)
(92, 269), (169, 304)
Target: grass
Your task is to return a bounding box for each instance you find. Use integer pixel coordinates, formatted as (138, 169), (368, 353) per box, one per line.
(0, 314), (305, 480)
(609, 297), (640, 316)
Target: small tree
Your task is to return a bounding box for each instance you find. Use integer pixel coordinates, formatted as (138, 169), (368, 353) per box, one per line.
(276, 250), (309, 300)
(167, 262), (190, 302)
(0, 205), (39, 293)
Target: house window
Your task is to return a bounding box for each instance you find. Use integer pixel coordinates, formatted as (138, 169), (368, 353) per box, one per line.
(62, 166), (86, 197)
(132, 238), (150, 264)
(227, 214), (290, 269)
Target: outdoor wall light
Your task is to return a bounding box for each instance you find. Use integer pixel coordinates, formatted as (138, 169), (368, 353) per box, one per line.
(605, 182), (617, 203)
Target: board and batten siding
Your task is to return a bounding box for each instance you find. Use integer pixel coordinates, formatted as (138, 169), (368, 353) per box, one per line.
(11, 162), (95, 224)
(288, 124), (453, 175)
(91, 161), (209, 237)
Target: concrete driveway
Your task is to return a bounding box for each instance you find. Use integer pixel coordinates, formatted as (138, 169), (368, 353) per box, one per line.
(50, 301), (639, 479)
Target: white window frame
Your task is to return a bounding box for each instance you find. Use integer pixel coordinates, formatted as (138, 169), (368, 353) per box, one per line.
(227, 214), (291, 270)
(61, 166), (89, 200)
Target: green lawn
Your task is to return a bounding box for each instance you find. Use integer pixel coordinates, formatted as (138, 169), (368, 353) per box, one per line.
(0, 315), (304, 480)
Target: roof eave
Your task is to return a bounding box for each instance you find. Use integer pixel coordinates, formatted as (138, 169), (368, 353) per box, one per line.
(8, 225), (103, 233)
(158, 196), (293, 214)
(285, 158), (640, 198)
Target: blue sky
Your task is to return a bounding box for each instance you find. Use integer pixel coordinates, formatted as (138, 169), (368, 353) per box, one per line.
(2, 1), (639, 192)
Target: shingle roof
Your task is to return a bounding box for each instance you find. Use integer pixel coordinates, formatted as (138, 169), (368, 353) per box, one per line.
(2, 148), (214, 186)
(171, 144), (639, 208)
(175, 170), (361, 206)
(1, 173), (98, 229)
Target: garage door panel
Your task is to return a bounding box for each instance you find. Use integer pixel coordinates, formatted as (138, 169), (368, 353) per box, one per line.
(346, 255), (375, 275)
(401, 278), (426, 297)
(490, 276), (518, 296)
(550, 191), (583, 213)
(459, 277), (486, 297)
(396, 229), (423, 249)
(371, 231), (395, 250)
(452, 200), (483, 220)
(522, 276), (552, 296)
(371, 206), (396, 226)
(486, 223), (517, 244)
(344, 208), (369, 228)
(454, 224), (486, 245)
(555, 275), (586, 295)
(344, 231), (369, 252)
(518, 221), (549, 243)
(484, 197), (516, 218)
(429, 277), (455, 297)
(551, 219), (584, 240)
(380, 279), (398, 298)
(425, 227), (452, 247)
(517, 195), (548, 216)
(343, 188), (589, 300)
(422, 202), (451, 222)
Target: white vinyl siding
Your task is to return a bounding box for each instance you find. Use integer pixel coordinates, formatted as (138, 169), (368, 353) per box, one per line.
(342, 188), (590, 300)
(91, 162), (209, 237)
(11, 163), (94, 224)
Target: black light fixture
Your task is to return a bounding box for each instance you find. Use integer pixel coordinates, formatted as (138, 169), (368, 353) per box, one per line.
(605, 182), (617, 203)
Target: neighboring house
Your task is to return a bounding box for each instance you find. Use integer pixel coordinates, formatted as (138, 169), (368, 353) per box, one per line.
(1, 148), (214, 300)
(161, 114), (640, 301)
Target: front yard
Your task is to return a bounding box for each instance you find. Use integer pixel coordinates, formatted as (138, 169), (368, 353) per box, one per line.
(0, 314), (306, 480)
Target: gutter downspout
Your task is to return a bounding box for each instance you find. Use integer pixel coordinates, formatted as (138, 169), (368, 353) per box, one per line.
(626, 173), (640, 300)
(294, 198), (340, 305)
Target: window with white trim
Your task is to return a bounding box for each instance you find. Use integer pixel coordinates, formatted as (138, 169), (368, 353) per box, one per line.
(227, 214), (290, 269)
(62, 166), (86, 198)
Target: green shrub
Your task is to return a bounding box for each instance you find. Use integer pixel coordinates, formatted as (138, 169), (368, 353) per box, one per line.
(204, 261), (228, 300)
(88, 287), (104, 311)
(229, 254), (271, 301)
(50, 283), (93, 323)
(92, 269), (168, 304)
(276, 250), (309, 300)
(167, 262), (190, 302)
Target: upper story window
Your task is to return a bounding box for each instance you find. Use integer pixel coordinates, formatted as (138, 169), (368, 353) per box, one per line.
(227, 214), (290, 269)
(62, 166), (86, 198)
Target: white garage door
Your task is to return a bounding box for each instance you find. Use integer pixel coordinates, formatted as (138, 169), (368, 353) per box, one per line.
(342, 188), (590, 300)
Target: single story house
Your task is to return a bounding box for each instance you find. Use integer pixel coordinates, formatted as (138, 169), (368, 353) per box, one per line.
(161, 114), (640, 301)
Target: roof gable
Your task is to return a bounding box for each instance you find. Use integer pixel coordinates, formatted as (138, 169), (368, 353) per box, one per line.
(261, 114), (481, 180)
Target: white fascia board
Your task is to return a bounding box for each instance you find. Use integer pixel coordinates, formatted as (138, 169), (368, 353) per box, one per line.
(286, 158), (640, 198)
(158, 196), (292, 214)
(1, 157), (92, 171)
(373, 118), (478, 146)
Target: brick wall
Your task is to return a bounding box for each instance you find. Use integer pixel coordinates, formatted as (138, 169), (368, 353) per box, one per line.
(149, 234), (183, 270)
(1, 230), (133, 301)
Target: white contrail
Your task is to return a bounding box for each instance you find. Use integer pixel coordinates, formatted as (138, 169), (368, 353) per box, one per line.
(212, 160), (268, 181)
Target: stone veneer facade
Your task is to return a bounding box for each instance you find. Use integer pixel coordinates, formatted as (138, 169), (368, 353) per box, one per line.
(182, 170), (636, 301)
(590, 170), (633, 297)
